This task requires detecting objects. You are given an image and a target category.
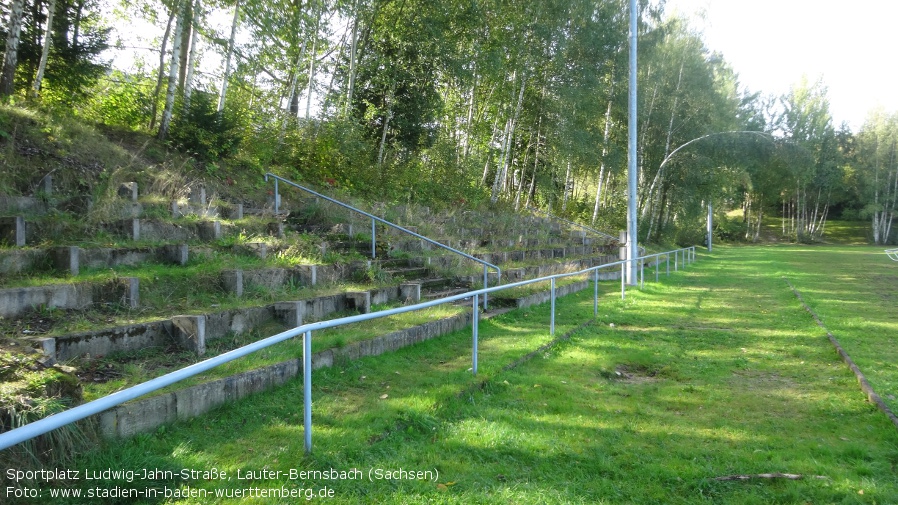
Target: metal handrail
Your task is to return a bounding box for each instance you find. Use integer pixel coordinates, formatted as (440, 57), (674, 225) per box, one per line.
(0, 246), (696, 454)
(265, 173), (501, 308)
(887, 248), (898, 261)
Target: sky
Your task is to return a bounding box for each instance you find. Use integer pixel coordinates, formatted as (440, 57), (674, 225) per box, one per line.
(664, 0), (898, 132)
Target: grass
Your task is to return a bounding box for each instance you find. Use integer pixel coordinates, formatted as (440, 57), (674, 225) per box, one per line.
(76, 303), (467, 402)
(16, 244), (898, 504)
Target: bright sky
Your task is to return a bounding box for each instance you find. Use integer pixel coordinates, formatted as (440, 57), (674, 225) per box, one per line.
(664, 0), (898, 132)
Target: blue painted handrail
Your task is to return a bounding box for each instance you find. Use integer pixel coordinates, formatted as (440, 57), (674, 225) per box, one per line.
(0, 246), (696, 454)
(265, 173), (501, 309)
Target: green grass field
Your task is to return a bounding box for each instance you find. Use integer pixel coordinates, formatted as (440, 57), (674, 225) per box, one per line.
(11, 244), (898, 504)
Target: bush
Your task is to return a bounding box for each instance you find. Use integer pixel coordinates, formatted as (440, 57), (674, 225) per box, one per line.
(169, 91), (242, 161)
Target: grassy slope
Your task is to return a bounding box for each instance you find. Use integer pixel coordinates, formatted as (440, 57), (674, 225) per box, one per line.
(25, 244), (896, 505)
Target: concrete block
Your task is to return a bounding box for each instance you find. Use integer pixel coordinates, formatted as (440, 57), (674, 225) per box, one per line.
(221, 269), (243, 297)
(400, 283), (421, 304)
(347, 291), (371, 314)
(98, 277), (139, 308)
(297, 265), (317, 286)
(274, 301), (304, 328)
(100, 393), (177, 439)
(268, 222), (285, 238)
(226, 203), (244, 220)
(247, 242), (267, 259)
(0, 216), (26, 246)
(172, 315), (206, 355)
(32, 337), (56, 363)
(244, 268), (288, 291)
(118, 182), (138, 201)
(228, 306), (272, 335)
(40, 174), (53, 195)
(160, 244), (189, 265)
(118, 218), (140, 241)
(189, 185), (206, 206)
(198, 220), (221, 241)
(52, 246), (80, 276)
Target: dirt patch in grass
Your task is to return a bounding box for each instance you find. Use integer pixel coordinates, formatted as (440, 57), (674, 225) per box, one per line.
(605, 364), (663, 384)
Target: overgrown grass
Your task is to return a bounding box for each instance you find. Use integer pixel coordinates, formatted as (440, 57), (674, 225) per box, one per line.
(77, 303), (467, 402)
(17, 244), (897, 504)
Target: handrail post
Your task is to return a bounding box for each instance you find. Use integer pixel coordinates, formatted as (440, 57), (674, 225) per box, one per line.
(640, 258), (644, 288)
(550, 277), (556, 336)
(274, 179), (280, 214)
(483, 265), (489, 310)
(667, 254), (670, 276)
(472, 294), (479, 375)
(655, 256), (659, 282)
(593, 269), (599, 317)
(303, 330), (312, 454)
(371, 218), (376, 259)
(621, 261), (625, 299)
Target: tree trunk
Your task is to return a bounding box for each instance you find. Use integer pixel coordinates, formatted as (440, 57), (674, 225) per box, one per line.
(377, 84), (395, 166)
(158, 0), (186, 141)
(32, 0), (56, 94)
(304, 3), (321, 121)
(0, 0), (26, 97)
(177, 0), (194, 91)
(150, 10), (176, 130)
(344, 0), (359, 116)
(217, 0), (240, 112)
(183, 0), (201, 107)
(491, 73), (526, 204)
(592, 80), (615, 224)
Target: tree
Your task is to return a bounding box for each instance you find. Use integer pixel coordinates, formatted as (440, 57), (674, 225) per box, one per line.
(1, 0), (26, 96)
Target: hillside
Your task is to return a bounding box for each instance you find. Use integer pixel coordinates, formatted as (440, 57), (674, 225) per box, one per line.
(0, 104), (625, 469)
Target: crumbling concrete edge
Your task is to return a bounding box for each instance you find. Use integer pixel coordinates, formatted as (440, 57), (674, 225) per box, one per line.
(785, 277), (898, 432)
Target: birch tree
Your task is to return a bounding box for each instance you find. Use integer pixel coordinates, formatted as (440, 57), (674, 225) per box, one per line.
(1, 0), (26, 96)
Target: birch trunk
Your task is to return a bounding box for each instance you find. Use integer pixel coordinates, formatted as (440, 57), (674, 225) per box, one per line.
(376, 85), (395, 166)
(0, 0), (26, 97)
(344, 0), (359, 116)
(178, 0), (193, 90)
(183, 0), (201, 107)
(304, 3), (321, 120)
(150, 11), (175, 130)
(592, 81), (615, 224)
(158, 0), (185, 140)
(32, 0), (56, 94)
(491, 74), (526, 204)
(217, 0), (240, 112)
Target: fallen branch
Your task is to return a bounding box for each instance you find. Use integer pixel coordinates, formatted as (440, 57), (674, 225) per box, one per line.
(713, 473), (828, 482)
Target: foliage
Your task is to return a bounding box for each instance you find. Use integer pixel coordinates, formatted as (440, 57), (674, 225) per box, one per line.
(168, 90), (242, 161)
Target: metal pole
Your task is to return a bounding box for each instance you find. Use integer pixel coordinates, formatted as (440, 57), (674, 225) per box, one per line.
(371, 218), (376, 259)
(666, 254), (670, 276)
(621, 262), (626, 300)
(303, 330), (312, 453)
(483, 265), (489, 310)
(640, 259), (644, 288)
(707, 202), (713, 251)
(274, 179), (280, 214)
(472, 294), (479, 375)
(550, 278), (556, 335)
(626, 0), (639, 286)
(655, 257), (659, 282)
(675, 251), (678, 271)
(594, 269), (599, 317)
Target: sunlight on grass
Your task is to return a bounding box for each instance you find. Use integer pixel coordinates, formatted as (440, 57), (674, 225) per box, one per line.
(29, 245), (898, 504)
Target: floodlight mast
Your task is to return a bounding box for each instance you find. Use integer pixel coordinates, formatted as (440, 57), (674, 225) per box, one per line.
(626, 0), (638, 285)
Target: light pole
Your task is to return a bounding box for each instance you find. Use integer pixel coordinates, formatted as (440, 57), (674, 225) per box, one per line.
(626, 0), (638, 285)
